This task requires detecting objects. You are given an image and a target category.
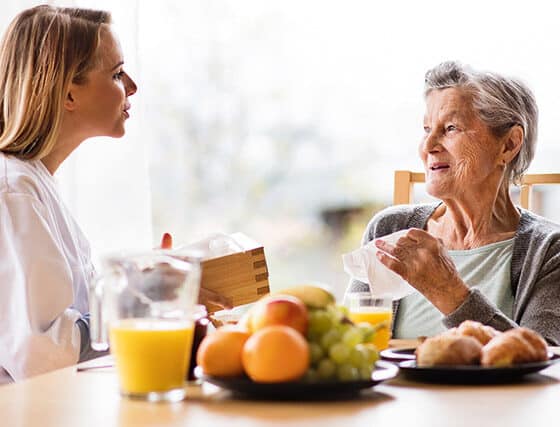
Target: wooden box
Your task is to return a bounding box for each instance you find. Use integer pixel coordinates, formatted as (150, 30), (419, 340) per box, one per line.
(200, 233), (270, 313)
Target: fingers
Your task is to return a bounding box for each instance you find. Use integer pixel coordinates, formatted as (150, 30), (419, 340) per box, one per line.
(407, 228), (440, 248)
(375, 250), (406, 278)
(405, 228), (424, 243)
(160, 232), (173, 249)
(374, 236), (414, 260)
(374, 228), (436, 258)
(373, 228), (433, 280)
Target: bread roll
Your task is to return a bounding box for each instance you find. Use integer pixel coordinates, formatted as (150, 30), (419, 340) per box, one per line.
(454, 320), (500, 345)
(415, 333), (482, 366)
(481, 327), (548, 367)
(517, 328), (548, 360)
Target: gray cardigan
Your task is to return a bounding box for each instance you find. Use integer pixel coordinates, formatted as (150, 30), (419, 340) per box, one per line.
(348, 203), (560, 345)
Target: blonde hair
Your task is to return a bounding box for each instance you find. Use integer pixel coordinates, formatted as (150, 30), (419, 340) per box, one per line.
(0, 5), (111, 160)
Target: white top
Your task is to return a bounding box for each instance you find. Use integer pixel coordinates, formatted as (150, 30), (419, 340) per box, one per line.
(394, 238), (515, 338)
(0, 153), (94, 384)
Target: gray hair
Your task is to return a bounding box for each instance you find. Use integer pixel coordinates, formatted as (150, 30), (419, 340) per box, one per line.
(424, 61), (538, 184)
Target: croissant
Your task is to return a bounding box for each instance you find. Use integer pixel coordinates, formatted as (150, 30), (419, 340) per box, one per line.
(481, 327), (548, 367)
(415, 333), (482, 366)
(454, 320), (500, 345)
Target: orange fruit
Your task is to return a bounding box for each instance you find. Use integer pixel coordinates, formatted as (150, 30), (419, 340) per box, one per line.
(196, 327), (250, 377)
(242, 325), (310, 382)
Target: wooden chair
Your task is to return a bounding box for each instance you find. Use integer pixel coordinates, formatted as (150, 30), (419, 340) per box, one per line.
(393, 170), (560, 211)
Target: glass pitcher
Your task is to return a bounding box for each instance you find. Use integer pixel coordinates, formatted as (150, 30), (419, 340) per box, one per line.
(89, 251), (201, 402)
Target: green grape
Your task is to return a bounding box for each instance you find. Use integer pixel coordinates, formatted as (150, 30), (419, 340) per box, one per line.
(309, 310), (333, 335)
(309, 342), (324, 365)
(359, 365), (373, 381)
(307, 330), (323, 343)
(317, 358), (337, 380)
(337, 305), (349, 317)
(337, 364), (360, 381)
(348, 346), (367, 368)
(304, 368), (319, 383)
(326, 305), (343, 323)
(357, 343), (379, 364)
(342, 327), (364, 348)
(357, 322), (376, 343)
(329, 342), (350, 364)
(335, 322), (351, 336)
(320, 329), (341, 351)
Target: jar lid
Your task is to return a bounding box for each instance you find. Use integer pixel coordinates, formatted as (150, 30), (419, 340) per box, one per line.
(193, 304), (208, 319)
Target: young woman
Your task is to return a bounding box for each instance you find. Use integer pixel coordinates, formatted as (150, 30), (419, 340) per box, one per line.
(0, 5), (137, 383)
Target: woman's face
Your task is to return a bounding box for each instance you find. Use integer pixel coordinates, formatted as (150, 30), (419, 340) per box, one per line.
(420, 88), (504, 200)
(69, 27), (137, 138)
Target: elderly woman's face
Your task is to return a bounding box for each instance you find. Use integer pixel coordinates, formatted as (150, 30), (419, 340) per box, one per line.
(420, 88), (504, 199)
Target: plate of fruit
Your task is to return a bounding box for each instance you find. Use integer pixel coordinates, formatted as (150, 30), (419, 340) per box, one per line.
(196, 285), (399, 399)
(196, 362), (397, 399)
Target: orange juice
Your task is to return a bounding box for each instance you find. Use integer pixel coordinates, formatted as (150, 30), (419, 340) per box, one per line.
(110, 319), (194, 395)
(349, 309), (392, 350)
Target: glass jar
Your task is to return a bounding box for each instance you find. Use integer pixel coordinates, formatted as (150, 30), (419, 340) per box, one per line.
(187, 304), (209, 381)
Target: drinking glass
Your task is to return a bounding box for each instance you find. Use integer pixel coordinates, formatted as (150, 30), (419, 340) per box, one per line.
(346, 293), (393, 350)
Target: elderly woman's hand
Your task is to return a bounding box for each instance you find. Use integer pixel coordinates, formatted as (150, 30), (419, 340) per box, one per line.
(374, 228), (470, 315)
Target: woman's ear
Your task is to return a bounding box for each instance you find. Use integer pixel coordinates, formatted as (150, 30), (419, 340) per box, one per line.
(64, 85), (77, 112)
(500, 125), (524, 165)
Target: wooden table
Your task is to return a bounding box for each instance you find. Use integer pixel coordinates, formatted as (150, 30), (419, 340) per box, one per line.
(1, 350), (559, 427)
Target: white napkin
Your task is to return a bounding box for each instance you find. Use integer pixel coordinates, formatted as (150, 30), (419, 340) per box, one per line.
(342, 230), (416, 300)
(171, 233), (244, 260)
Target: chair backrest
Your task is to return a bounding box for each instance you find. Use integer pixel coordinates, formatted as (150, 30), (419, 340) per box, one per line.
(393, 170), (560, 211)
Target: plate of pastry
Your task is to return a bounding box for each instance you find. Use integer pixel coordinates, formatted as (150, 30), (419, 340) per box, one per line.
(398, 355), (559, 384)
(396, 320), (560, 384)
(380, 347), (416, 362)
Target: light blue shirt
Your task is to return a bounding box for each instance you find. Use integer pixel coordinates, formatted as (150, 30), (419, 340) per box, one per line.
(394, 238), (515, 338)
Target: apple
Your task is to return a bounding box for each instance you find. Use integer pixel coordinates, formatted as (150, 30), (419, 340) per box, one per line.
(250, 295), (308, 336)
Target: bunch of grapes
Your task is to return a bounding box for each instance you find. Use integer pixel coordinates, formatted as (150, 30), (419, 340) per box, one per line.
(304, 305), (379, 382)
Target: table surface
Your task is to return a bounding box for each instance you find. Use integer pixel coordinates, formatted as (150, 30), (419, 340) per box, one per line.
(1, 346), (559, 427)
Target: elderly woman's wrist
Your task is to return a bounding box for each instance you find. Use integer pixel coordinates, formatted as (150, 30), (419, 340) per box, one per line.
(435, 280), (470, 315)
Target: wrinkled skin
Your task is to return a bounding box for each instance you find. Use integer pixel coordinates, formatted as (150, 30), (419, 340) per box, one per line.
(375, 228), (467, 314)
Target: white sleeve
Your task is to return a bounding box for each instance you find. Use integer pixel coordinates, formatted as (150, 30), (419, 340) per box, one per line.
(0, 192), (81, 381)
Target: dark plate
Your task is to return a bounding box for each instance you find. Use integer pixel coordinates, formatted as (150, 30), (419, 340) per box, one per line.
(197, 361), (398, 399)
(380, 347), (416, 362)
(398, 353), (560, 384)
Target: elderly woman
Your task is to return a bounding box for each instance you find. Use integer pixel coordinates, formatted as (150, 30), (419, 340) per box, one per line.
(348, 61), (560, 345)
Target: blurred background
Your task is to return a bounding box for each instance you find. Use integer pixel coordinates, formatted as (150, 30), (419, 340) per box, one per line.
(3, 0), (560, 299)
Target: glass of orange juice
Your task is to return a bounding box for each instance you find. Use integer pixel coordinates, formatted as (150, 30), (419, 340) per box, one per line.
(347, 293), (393, 350)
(90, 252), (200, 402)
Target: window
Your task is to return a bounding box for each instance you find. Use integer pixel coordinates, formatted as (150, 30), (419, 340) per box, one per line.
(4, 1), (560, 299)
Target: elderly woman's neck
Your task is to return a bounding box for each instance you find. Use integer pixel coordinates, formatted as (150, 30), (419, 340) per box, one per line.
(429, 185), (520, 250)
